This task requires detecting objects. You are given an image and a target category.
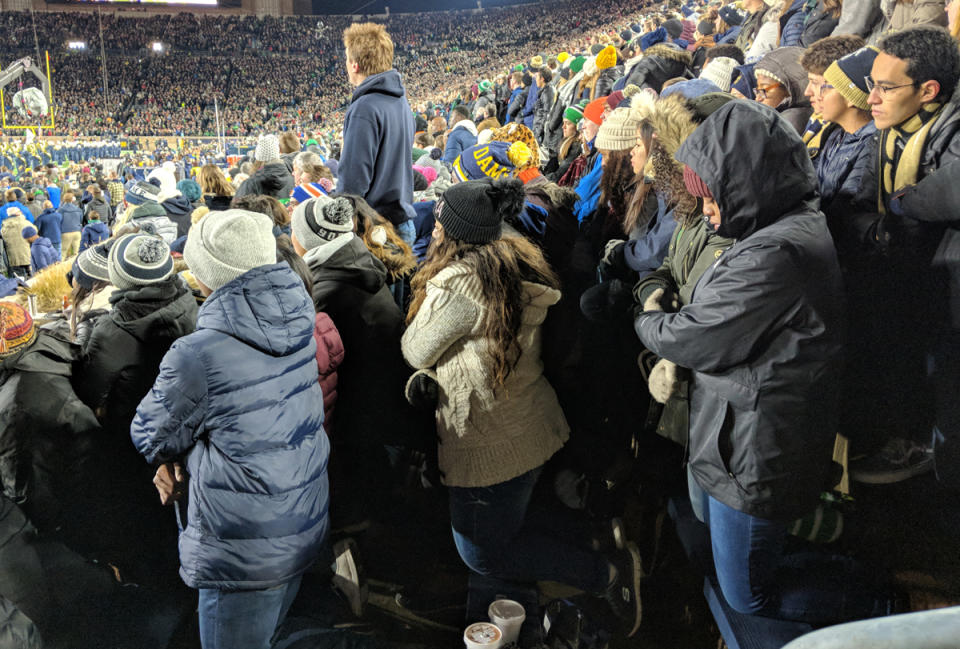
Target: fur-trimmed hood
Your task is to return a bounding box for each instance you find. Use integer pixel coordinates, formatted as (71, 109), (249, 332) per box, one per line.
(643, 43), (694, 66)
(649, 94), (702, 223)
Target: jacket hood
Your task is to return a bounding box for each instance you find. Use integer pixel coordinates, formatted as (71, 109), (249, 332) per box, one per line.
(110, 277), (197, 343)
(307, 234), (389, 295)
(34, 236), (54, 249)
(130, 202), (168, 219)
(198, 263), (315, 357)
(452, 120), (479, 137)
(644, 43), (694, 66)
(675, 101), (818, 240)
(754, 46), (811, 111)
(520, 281), (562, 325)
(0, 330), (75, 378)
(352, 69), (407, 103)
(162, 194), (193, 216)
(40, 208), (58, 218)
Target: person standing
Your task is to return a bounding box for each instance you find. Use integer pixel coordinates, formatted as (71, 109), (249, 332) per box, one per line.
(131, 209), (329, 649)
(338, 22), (416, 244)
(58, 192), (84, 258)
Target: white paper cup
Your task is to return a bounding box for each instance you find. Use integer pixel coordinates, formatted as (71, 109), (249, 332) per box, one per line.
(464, 621), (503, 649)
(488, 599), (525, 646)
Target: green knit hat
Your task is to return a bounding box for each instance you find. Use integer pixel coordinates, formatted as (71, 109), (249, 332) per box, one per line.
(569, 56), (586, 74)
(564, 100), (588, 125)
(514, 64), (524, 72)
(823, 46), (879, 112)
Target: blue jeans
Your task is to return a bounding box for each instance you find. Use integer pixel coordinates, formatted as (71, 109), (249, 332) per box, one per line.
(448, 466), (609, 620)
(197, 576), (301, 649)
(704, 494), (894, 624)
(396, 219), (416, 247)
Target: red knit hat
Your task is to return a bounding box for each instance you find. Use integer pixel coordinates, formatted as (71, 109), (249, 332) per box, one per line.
(0, 301), (37, 358)
(583, 96), (608, 126)
(683, 165), (713, 198)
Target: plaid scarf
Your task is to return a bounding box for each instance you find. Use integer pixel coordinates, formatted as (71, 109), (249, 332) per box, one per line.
(878, 102), (943, 213)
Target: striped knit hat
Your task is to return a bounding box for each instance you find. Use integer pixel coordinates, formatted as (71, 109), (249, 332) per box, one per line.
(108, 233), (174, 291)
(291, 182), (328, 204)
(73, 242), (112, 290)
(0, 301), (37, 358)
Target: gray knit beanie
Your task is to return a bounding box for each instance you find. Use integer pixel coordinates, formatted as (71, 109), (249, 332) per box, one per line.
(184, 209), (277, 292)
(291, 195), (355, 252)
(108, 233), (174, 290)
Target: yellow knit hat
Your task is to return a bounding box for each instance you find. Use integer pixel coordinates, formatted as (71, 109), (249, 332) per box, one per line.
(557, 52), (570, 64)
(596, 45), (617, 71)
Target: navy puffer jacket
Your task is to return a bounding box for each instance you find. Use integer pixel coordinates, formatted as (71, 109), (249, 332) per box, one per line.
(131, 263), (330, 589)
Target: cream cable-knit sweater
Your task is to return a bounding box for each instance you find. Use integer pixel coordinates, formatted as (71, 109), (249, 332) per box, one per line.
(401, 262), (570, 488)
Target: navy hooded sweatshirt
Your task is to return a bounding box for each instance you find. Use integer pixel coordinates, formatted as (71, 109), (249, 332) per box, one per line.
(337, 70), (416, 227)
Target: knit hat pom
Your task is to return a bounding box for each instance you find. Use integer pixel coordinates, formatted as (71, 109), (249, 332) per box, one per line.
(507, 141), (532, 168)
(489, 177), (526, 224)
(323, 197), (354, 227)
(623, 84), (641, 99)
(136, 237), (166, 264)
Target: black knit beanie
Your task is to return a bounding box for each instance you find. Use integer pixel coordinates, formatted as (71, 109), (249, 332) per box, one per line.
(437, 178), (525, 244)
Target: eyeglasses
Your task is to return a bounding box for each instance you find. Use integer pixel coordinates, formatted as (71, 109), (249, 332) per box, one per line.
(865, 76), (916, 97)
(755, 82), (782, 100)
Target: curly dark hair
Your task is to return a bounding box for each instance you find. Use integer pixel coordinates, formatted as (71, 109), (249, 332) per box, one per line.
(879, 25), (960, 102)
(799, 35), (866, 74)
(706, 44), (746, 66)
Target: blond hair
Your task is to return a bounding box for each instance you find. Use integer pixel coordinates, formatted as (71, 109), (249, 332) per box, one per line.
(343, 22), (394, 77)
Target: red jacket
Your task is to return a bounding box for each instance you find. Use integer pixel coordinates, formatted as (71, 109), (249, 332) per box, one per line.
(313, 312), (345, 431)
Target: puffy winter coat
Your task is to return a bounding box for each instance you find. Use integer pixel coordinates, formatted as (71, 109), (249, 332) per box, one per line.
(84, 197), (112, 226)
(128, 202), (180, 244)
(507, 86), (527, 123)
(635, 102), (844, 521)
(131, 263), (329, 589)
(595, 64), (623, 99)
(443, 120), (479, 164)
(401, 262), (569, 487)
(313, 312), (344, 430)
(625, 44), (693, 94)
(234, 161), (296, 203)
(29, 237), (59, 274)
(0, 332), (101, 533)
(1, 213), (31, 267)
(815, 121), (878, 220)
(306, 234), (412, 446)
(76, 277), (197, 436)
(779, 0), (808, 46)
(522, 81), (539, 130)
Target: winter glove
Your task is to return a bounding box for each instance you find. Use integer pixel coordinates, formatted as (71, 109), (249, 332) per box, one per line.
(600, 239), (626, 271)
(405, 369), (439, 411)
(648, 358), (679, 404)
(643, 287), (665, 312)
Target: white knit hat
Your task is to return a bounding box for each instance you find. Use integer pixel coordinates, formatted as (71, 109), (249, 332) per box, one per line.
(184, 209), (277, 292)
(255, 134), (281, 163)
(291, 195), (355, 252)
(595, 105), (644, 152)
(700, 56), (738, 93)
(147, 167), (179, 202)
(108, 233), (174, 291)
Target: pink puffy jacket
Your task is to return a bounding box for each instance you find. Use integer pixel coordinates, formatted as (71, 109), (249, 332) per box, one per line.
(313, 312), (345, 432)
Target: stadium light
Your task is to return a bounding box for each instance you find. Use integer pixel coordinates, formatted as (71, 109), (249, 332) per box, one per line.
(152, 42), (164, 52)
(67, 41), (86, 50)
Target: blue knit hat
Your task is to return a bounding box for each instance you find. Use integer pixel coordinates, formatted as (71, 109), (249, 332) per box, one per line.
(660, 78), (722, 100)
(177, 179), (202, 203)
(719, 6), (746, 27)
(21, 225), (37, 239)
(125, 180), (161, 206)
(640, 27), (668, 52)
(453, 141), (532, 182)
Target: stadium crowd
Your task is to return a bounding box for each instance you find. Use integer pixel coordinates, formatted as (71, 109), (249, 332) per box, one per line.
(2, 0), (960, 648)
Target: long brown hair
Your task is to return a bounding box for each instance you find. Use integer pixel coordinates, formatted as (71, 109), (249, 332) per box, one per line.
(598, 149), (636, 232)
(335, 193), (417, 282)
(199, 164), (235, 197)
(824, 0), (842, 19)
(407, 234), (559, 389)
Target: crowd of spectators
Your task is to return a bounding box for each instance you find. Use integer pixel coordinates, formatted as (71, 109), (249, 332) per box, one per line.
(2, 0), (649, 137)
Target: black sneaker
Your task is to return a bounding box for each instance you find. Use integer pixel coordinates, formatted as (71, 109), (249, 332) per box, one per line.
(604, 541), (642, 637)
(850, 438), (934, 485)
